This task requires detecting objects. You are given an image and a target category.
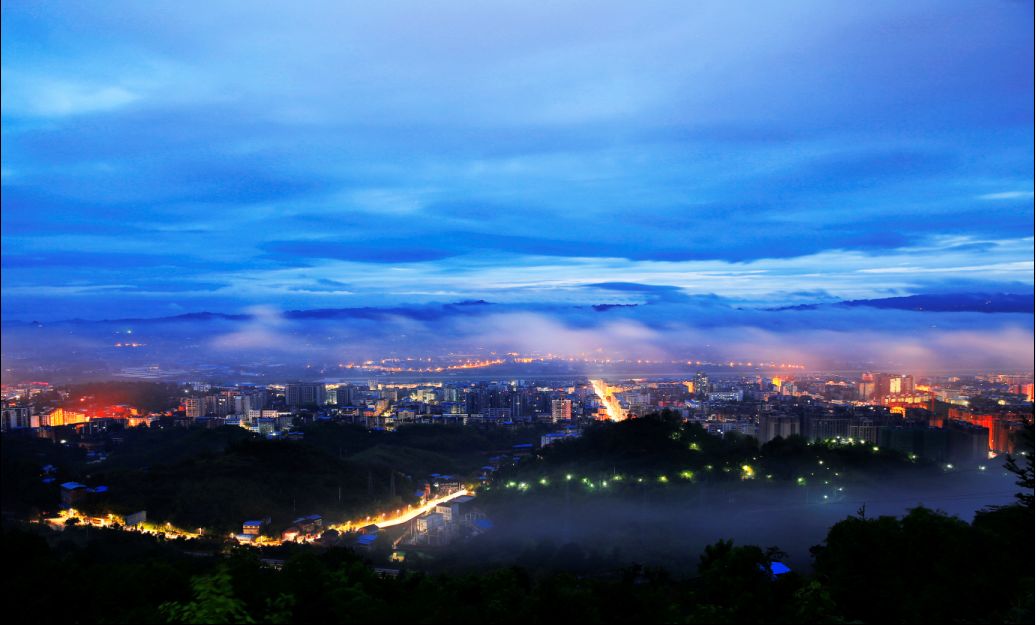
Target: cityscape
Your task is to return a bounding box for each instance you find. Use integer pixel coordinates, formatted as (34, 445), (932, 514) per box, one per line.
(2, 1), (1034, 624)
(5, 370), (1033, 456)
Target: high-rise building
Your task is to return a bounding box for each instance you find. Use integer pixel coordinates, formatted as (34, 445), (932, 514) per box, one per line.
(807, 417), (850, 441)
(1, 406), (32, 431)
(758, 413), (800, 443)
(443, 386), (459, 402)
(693, 372), (710, 395)
(234, 390), (267, 415)
(285, 383), (327, 407)
(870, 373), (914, 400)
(511, 392), (525, 419)
(205, 393), (234, 417)
(848, 418), (882, 444)
(184, 397), (204, 418)
(551, 398), (573, 422)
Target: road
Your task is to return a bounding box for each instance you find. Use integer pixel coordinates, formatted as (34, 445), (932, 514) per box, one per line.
(325, 488), (472, 534)
(374, 489), (471, 528)
(590, 378), (626, 421)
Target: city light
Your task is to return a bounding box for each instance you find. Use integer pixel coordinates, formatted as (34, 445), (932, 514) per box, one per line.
(589, 379), (626, 421)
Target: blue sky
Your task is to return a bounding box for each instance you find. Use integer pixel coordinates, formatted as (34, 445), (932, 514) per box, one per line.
(1, 1), (1033, 368)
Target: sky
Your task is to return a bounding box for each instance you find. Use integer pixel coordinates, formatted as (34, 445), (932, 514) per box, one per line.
(1, 1), (1034, 369)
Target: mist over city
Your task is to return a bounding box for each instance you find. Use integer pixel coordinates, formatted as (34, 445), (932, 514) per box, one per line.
(2, 2), (1033, 624)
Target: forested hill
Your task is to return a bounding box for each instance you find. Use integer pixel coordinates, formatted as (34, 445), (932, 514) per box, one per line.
(3, 422), (541, 532)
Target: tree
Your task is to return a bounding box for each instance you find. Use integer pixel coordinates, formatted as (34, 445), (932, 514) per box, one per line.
(1003, 421), (1034, 509)
(160, 567), (254, 624)
(693, 540), (779, 622)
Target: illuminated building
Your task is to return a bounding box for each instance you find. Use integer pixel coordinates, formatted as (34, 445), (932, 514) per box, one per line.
(947, 406), (1027, 454)
(241, 518), (270, 536)
(551, 398), (573, 422)
(693, 372), (710, 395)
(414, 512), (444, 534)
(184, 397), (204, 418)
(870, 373), (915, 401)
(41, 407), (88, 427)
(707, 390), (744, 402)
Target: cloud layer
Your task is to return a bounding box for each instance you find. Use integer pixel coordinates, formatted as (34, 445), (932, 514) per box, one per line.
(3, 298), (1032, 376)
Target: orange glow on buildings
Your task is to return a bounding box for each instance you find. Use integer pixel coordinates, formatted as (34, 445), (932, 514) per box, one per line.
(946, 407), (1027, 454)
(42, 407), (89, 427)
(590, 379), (626, 421)
(42, 404), (143, 428)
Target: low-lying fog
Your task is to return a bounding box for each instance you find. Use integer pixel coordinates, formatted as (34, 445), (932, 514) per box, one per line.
(440, 467), (1018, 573)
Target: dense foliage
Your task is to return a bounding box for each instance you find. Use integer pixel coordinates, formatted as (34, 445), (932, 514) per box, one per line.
(3, 414), (1032, 623)
(4, 499), (1031, 624)
(301, 421), (542, 476)
(497, 410), (924, 488)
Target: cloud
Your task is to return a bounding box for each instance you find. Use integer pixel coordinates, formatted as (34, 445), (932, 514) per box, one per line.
(1, 74), (140, 117)
(209, 306), (295, 352)
(0, 1), (1032, 323)
(977, 190), (1034, 201)
(4, 296), (1031, 376)
(145, 307), (1036, 373)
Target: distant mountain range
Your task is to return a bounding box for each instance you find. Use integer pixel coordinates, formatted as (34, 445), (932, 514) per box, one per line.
(8, 300), (497, 326)
(768, 292), (1034, 314)
(4, 292), (1032, 328)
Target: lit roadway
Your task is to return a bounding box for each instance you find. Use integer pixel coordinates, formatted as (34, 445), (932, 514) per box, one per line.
(46, 489), (475, 546)
(374, 488), (471, 528)
(325, 488), (472, 534)
(590, 379), (625, 421)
